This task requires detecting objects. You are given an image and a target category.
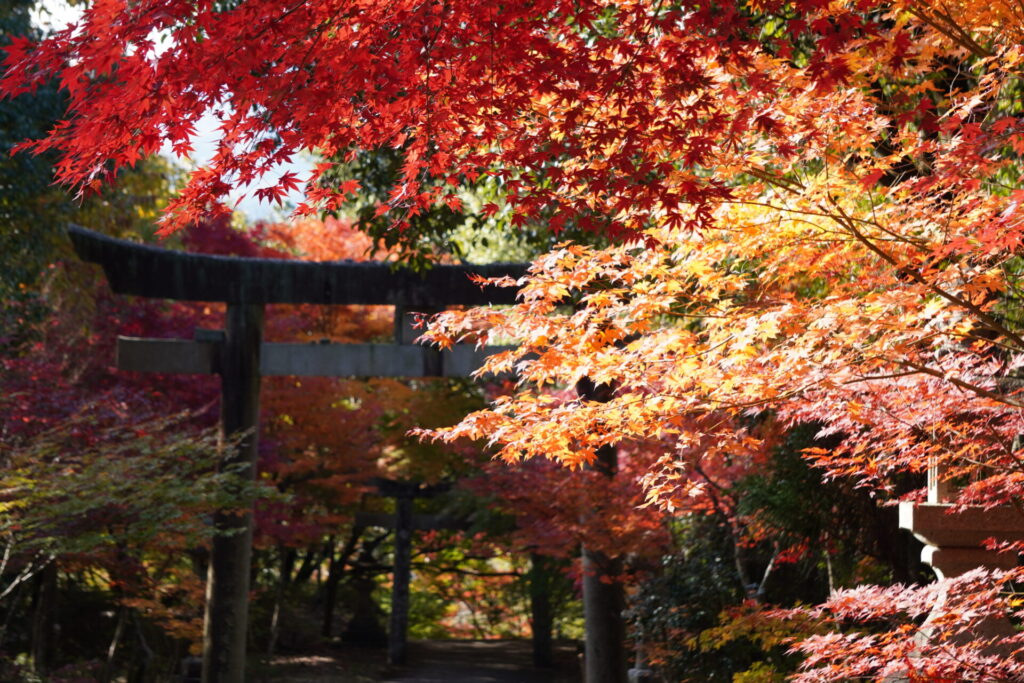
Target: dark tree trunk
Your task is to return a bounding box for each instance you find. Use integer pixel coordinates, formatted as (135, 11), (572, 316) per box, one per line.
(322, 525), (365, 638)
(267, 546), (297, 656)
(101, 606), (128, 683)
(582, 546), (627, 683)
(293, 548), (323, 586)
(343, 537), (389, 647)
(30, 561), (57, 674)
(577, 377), (628, 683)
(528, 553), (555, 669)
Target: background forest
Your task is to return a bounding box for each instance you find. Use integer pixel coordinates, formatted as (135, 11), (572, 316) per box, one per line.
(3, 0), (1024, 682)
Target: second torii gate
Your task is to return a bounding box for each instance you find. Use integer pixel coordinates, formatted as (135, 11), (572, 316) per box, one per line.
(68, 225), (525, 683)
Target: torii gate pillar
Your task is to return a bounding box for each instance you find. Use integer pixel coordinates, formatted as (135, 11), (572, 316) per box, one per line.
(204, 303), (263, 683)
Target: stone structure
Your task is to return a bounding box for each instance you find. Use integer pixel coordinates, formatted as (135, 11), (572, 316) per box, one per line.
(356, 479), (461, 666)
(899, 462), (1024, 648)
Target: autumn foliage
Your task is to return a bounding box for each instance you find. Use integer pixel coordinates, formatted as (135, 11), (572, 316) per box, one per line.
(0, 214), (524, 674)
(7, 0), (1024, 679)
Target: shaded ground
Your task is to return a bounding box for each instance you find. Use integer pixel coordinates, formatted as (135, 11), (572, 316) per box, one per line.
(381, 640), (581, 683)
(253, 640), (581, 683)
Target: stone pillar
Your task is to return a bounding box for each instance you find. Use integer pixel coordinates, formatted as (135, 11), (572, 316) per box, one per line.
(627, 638), (654, 683)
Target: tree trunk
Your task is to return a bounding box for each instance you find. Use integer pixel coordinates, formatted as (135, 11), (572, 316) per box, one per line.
(293, 547), (322, 586)
(0, 579), (27, 649)
(30, 561), (57, 674)
(528, 553), (555, 669)
(343, 535), (389, 647)
(582, 546), (627, 683)
(577, 377), (628, 683)
(266, 546), (296, 656)
(323, 525), (364, 638)
(101, 606), (128, 683)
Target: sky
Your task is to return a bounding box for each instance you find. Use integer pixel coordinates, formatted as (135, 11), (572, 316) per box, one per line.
(33, 0), (315, 222)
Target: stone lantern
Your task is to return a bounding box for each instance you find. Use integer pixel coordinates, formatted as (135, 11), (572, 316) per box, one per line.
(898, 461), (1024, 646)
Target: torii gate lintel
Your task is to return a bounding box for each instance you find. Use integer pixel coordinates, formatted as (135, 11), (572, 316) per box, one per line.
(68, 224), (524, 307)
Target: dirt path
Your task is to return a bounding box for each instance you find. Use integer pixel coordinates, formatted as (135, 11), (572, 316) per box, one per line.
(254, 639), (581, 683)
(380, 640), (580, 683)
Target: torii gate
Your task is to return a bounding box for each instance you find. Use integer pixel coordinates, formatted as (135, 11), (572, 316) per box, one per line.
(68, 225), (526, 683)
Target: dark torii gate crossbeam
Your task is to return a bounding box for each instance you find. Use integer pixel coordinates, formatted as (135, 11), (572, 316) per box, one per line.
(68, 225), (525, 683)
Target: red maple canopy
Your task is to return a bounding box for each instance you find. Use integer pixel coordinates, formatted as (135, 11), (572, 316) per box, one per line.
(4, 0), (882, 236)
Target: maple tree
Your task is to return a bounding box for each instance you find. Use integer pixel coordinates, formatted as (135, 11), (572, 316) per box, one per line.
(413, 4), (1024, 678)
(1, 0), (180, 357)
(0, 210), (511, 676)
(436, 436), (670, 662)
(8, 0), (1024, 679)
(0, 247), (233, 676)
(623, 421), (935, 681)
(0, 0), (899, 236)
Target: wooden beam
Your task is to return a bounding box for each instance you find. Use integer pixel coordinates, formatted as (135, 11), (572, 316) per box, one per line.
(117, 337), (509, 378)
(69, 225), (527, 306)
(263, 343), (428, 377)
(117, 338), (220, 374)
(354, 512), (467, 531)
